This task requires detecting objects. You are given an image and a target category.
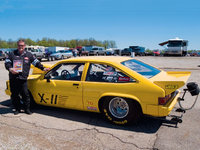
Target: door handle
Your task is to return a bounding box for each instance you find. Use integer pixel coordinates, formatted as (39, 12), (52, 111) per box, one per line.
(73, 83), (79, 86)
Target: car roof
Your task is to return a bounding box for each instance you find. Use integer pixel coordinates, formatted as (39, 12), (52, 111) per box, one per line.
(61, 56), (133, 63)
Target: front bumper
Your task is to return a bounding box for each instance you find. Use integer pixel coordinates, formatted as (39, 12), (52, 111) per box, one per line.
(5, 81), (11, 96)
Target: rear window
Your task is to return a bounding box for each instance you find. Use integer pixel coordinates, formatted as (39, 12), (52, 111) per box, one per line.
(121, 59), (161, 78)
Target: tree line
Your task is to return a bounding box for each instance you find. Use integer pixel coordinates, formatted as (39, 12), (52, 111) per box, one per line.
(0, 38), (117, 49)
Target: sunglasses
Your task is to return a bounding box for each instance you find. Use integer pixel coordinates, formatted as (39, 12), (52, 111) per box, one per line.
(18, 45), (25, 47)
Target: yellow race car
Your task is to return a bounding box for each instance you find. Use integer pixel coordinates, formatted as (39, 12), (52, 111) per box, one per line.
(5, 56), (199, 125)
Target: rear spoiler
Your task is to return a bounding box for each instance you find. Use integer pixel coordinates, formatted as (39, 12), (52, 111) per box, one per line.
(153, 71), (191, 95)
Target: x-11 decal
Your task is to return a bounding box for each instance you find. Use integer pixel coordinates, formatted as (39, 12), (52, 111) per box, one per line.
(38, 93), (58, 104)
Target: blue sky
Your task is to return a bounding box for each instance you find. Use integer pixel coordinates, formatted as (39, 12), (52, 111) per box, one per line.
(0, 0), (199, 50)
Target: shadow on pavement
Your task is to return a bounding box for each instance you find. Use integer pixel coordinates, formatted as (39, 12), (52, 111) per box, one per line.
(0, 99), (162, 133)
(0, 99), (13, 114)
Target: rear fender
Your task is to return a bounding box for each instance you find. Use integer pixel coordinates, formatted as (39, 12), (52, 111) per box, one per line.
(99, 92), (145, 113)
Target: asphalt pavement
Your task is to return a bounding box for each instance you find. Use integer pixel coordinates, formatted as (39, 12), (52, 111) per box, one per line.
(0, 56), (199, 150)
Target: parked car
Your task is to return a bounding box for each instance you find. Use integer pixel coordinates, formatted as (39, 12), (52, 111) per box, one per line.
(89, 47), (105, 55)
(105, 49), (114, 55)
(30, 49), (44, 61)
(5, 56), (199, 125)
(50, 50), (73, 61)
(0, 50), (6, 60)
(189, 51), (200, 57)
(81, 48), (89, 56)
(129, 46), (146, 56)
(153, 50), (161, 56)
(121, 48), (132, 56)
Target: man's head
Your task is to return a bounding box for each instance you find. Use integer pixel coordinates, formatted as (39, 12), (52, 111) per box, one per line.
(17, 39), (26, 54)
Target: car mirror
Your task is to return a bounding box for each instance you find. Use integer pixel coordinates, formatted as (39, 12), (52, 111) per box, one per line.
(45, 74), (51, 82)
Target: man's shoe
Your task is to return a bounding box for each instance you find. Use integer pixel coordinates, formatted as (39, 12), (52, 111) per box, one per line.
(25, 109), (33, 115)
(13, 110), (20, 115)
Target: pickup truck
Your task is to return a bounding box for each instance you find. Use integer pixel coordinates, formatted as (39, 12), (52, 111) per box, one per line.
(89, 47), (106, 55)
(30, 49), (44, 61)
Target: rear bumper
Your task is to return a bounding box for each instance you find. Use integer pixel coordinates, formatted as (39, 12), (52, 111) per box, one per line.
(158, 90), (180, 116)
(145, 90), (180, 117)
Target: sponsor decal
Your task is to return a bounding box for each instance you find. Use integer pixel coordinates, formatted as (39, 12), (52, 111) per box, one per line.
(118, 77), (130, 82)
(87, 106), (97, 111)
(87, 101), (93, 105)
(165, 85), (178, 89)
(38, 93), (47, 103)
(113, 120), (128, 125)
(24, 57), (29, 63)
(39, 93), (68, 105)
(104, 109), (112, 121)
(105, 67), (114, 71)
(103, 71), (115, 76)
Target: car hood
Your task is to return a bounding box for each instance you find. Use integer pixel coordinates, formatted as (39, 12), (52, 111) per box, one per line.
(149, 71), (191, 95)
(31, 64), (52, 75)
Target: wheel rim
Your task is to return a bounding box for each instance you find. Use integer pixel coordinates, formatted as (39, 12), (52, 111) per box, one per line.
(109, 97), (129, 118)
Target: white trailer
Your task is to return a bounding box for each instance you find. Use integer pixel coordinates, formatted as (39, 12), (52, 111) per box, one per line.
(25, 45), (45, 52)
(47, 46), (69, 53)
(159, 37), (188, 56)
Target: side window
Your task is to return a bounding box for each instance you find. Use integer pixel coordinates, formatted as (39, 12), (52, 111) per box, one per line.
(47, 63), (85, 81)
(86, 63), (135, 83)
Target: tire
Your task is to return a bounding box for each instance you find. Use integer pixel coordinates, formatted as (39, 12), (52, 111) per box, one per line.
(51, 57), (55, 61)
(101, 97), (142, 125)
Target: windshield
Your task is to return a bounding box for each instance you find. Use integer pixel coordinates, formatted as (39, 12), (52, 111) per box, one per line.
(121, 59), (161, 78)
(92, 48), (98, 50)
(167, 41), (183, 47)
(58, 50), (65, 53)
(31, 49), (38, 52)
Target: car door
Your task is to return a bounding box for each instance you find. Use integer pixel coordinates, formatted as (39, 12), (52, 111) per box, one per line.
(82, 63), (136, 112)
(34, 63), (85, 110)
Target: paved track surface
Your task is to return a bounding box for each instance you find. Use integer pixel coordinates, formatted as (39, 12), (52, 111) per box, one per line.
(0, 56), (199, 150)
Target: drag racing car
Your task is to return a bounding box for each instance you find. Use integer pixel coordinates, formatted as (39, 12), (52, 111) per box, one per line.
(5, 56), (199, 125)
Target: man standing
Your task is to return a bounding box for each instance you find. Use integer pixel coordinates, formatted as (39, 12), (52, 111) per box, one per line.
(5, 40), (49, 115)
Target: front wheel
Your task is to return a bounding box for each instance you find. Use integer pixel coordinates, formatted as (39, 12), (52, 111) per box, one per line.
(101, 97), (142, 125)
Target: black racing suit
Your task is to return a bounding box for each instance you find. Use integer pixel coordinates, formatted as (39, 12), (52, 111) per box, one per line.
(5, 49), (45, 111)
